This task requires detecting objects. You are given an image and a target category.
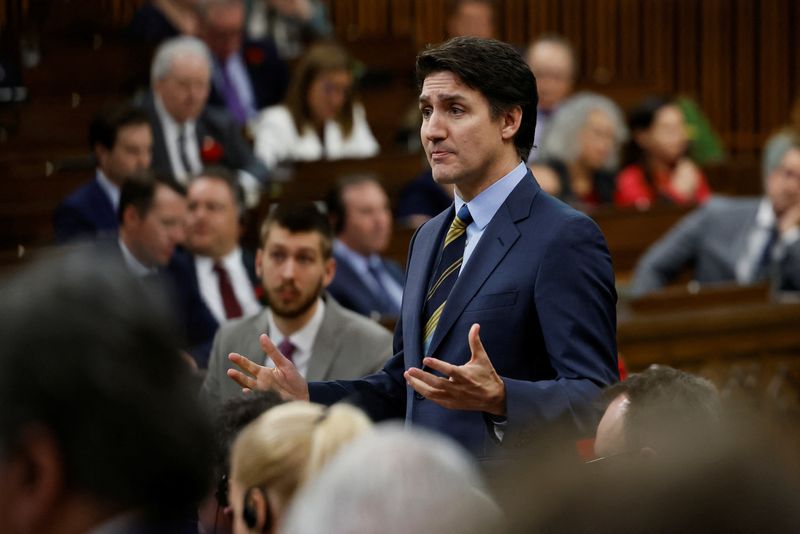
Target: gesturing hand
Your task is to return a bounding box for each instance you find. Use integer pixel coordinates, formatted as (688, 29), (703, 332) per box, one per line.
(404, 324), (506, 416)
(227, 334), (310, 401)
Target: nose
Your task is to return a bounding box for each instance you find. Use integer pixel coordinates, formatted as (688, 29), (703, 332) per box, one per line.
(279, 258), (297, 279)
(422, 110), (446, 144)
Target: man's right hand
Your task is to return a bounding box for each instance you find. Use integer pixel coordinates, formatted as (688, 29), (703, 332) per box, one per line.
(227, 334), (310, 401)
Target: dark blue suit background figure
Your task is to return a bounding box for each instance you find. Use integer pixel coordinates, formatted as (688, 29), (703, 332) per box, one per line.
(309, 172), (618, 458)
(53, 177), (118, 243)
(327, 252), (404, 318)
(167, 246), (259, 368)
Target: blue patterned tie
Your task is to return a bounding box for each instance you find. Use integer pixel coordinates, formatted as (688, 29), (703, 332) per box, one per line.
(422, 204), (473, 352)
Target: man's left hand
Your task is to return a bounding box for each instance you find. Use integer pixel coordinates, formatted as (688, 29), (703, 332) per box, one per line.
(404, 323), (507, 416)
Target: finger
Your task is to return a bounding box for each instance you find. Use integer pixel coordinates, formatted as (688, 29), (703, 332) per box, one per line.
(404, 370), (446, 398)
(467, 323), (488, 363)
(422, 356), (459, 378)
(259, 334), (295, 370)
(228, 352), (263, 376)
(406, 366), (450, 389)
(227, 368), (256, 390)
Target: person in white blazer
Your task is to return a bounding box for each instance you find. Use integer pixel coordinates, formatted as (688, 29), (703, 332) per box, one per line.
(253, 41), (379, 168)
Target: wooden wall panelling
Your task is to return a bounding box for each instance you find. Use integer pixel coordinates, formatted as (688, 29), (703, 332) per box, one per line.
(699, 0), (730, 146)
(759, 0), (791, 136)
(675, 0), (699, 101)
(527, 0), (559, 37)
(732, 0), (757, 152)
(503, 0), (528, 46)
(617, 0), (640, 82)
(390, 0), (413, 37)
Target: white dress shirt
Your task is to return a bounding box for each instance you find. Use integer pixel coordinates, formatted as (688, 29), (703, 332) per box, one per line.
(736, 198), (800, 283)
(154, 95), (202, 184)
(264, 298), (326, 378)
(195, 248), (262, 324)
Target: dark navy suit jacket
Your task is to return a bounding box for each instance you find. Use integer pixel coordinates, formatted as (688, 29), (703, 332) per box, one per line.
(167, 247), (259, 368)
(327, 252), (404, 318)
(53, 176), (118, 244)
(309, 172), (619, 459)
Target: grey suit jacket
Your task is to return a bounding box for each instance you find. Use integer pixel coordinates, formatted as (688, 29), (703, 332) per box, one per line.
(630, 196), (800, 296)
(200, 294), (393, 408)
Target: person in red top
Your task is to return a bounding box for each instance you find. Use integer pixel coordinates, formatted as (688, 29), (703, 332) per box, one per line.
(615, 96), (712, 209)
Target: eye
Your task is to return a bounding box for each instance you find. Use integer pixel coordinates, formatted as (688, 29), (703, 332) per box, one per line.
(270, 251), (286, 263)
(450, 106), (465, 116)
(420, 106), (432, 119)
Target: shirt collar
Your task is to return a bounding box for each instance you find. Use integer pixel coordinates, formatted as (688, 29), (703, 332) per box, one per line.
(453, 161), (528, 230)
(118, 238), (156, 277)
(333, 239), (380, 275)
(195, 247), (242, 272)
(153, 93), (196, 136)
(95, 169), (121, 211)
(266, 296), (326, 354)
(756, 197), (777, 229)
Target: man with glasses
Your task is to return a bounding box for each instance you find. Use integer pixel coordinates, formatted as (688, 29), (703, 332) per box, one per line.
(631, 136), (800, 296)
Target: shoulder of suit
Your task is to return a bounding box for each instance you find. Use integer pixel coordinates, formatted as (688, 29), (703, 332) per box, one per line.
(325, 296), (392, 339)
(216, 311), (264, 340)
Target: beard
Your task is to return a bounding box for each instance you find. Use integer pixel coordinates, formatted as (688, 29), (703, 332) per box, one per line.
(265, 278), (324, 319)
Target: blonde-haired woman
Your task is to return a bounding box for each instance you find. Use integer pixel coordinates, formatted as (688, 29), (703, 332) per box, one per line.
(228, 401), (372, 534)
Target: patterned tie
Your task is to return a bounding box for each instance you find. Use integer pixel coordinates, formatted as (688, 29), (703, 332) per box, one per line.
(176, 125), (195, 180)
(367, 260), (400, 316)
(422, 204), (473, 352)
(213, 262), (243, 320)
(277, 338), (296, 364)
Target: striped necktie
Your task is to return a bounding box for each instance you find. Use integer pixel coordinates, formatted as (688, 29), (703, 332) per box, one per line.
(422, 204), (473, 352)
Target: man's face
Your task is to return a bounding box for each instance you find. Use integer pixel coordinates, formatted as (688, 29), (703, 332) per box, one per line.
(594, 393), (630, 459)
(127, 185), (188, 267)
(527, 42), (574, 112)
(96, 123), (153, 184)
(307, 69), (353, 125)
(446, 1), (495, 39)
(257, 225), (335, 319)
(154, 53), (211, 123)
(338, 181), (392, 255)
(420, 71), (514, 200)
(186, 177), (240, 259)
(202, 3), (245, 60)
(578, 110), (617, 170)
(766, 147), (800, 217)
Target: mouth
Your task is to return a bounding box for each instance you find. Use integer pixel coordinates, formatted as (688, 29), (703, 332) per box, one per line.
(430, 149), (453, 162)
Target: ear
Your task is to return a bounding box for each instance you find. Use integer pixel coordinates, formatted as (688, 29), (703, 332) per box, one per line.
(255, 248), (263, 279)
(322, 257), (336, 288)
(500, 105), (523, 141)
(246, 487), (269, 532)
(3, 425), (65, 533)
(122, 205), (141, 229)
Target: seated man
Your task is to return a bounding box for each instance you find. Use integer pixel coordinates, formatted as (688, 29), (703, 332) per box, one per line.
(325, 175), (404, 319)
(142, 35), (268, 205)
(630, 136), (800, 296)
(116, 173), (188, 277)
(169, 168), (261, 367)
(593, 365), (721, 460)
(201, 202), (392, 407)
(198, 0), (289, 125)
(0, 248), (213, 533)
(53, 103), (152, 243)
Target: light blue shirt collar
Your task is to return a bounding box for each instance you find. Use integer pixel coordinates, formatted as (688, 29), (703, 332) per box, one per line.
(453, 161), (528, 230)
(95, 169), (121, 212)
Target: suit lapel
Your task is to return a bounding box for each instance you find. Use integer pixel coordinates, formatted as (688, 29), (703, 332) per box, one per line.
(405, 209), (452, 358)
(306, 296), (343, 381)
(426, 177), (536, 357)
(249, 311), (271, 364)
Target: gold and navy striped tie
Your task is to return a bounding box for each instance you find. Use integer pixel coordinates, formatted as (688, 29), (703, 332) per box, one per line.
(422, 204), (473, 351)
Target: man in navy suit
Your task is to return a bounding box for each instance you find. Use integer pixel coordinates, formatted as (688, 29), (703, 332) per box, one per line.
(325, 175), (405, 320)
(53, 103), (152, 243)
(228, 37), (618, 459)
(198, 0), (289, 124)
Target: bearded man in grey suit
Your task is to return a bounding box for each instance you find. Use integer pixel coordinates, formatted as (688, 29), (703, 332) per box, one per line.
(631, 136), (800, 297)
(201, 202), (392, 407)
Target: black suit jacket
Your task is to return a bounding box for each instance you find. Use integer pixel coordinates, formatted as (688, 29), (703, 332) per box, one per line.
(53, 175), (118, 244)
(207, 38), (289, 112)
(140, 93), (269, 184)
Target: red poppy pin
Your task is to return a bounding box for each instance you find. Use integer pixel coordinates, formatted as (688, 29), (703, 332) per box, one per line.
(201, 136), (224, 164)
(244, 46), (266, 66)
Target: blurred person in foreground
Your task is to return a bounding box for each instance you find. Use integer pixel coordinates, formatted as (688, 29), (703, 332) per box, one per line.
(0, 248), (213, 533)
(282, 423), (502, 534)
(227, 401), (372, 534)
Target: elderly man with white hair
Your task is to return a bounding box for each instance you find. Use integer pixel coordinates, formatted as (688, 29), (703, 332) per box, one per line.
(141, 35), (269, 205)
(282, 424), (503, 534)
(630, 134), (800, 296)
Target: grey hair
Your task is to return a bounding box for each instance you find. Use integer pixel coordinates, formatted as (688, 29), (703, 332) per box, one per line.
(150, 36), (212, 85)
(537, 91), (628, 170)
(762, 132), (796, 180)
(282, 423), (503, 534)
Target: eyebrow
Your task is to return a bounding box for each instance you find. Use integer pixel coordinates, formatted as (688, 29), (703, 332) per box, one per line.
(418, 93), (467, 105)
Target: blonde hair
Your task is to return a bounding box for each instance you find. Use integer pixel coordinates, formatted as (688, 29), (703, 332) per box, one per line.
(230, 401), (372, 510)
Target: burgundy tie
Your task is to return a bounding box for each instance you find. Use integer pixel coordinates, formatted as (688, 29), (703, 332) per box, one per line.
(277, 338), (296, 364)
(213, 262), (243, 320)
